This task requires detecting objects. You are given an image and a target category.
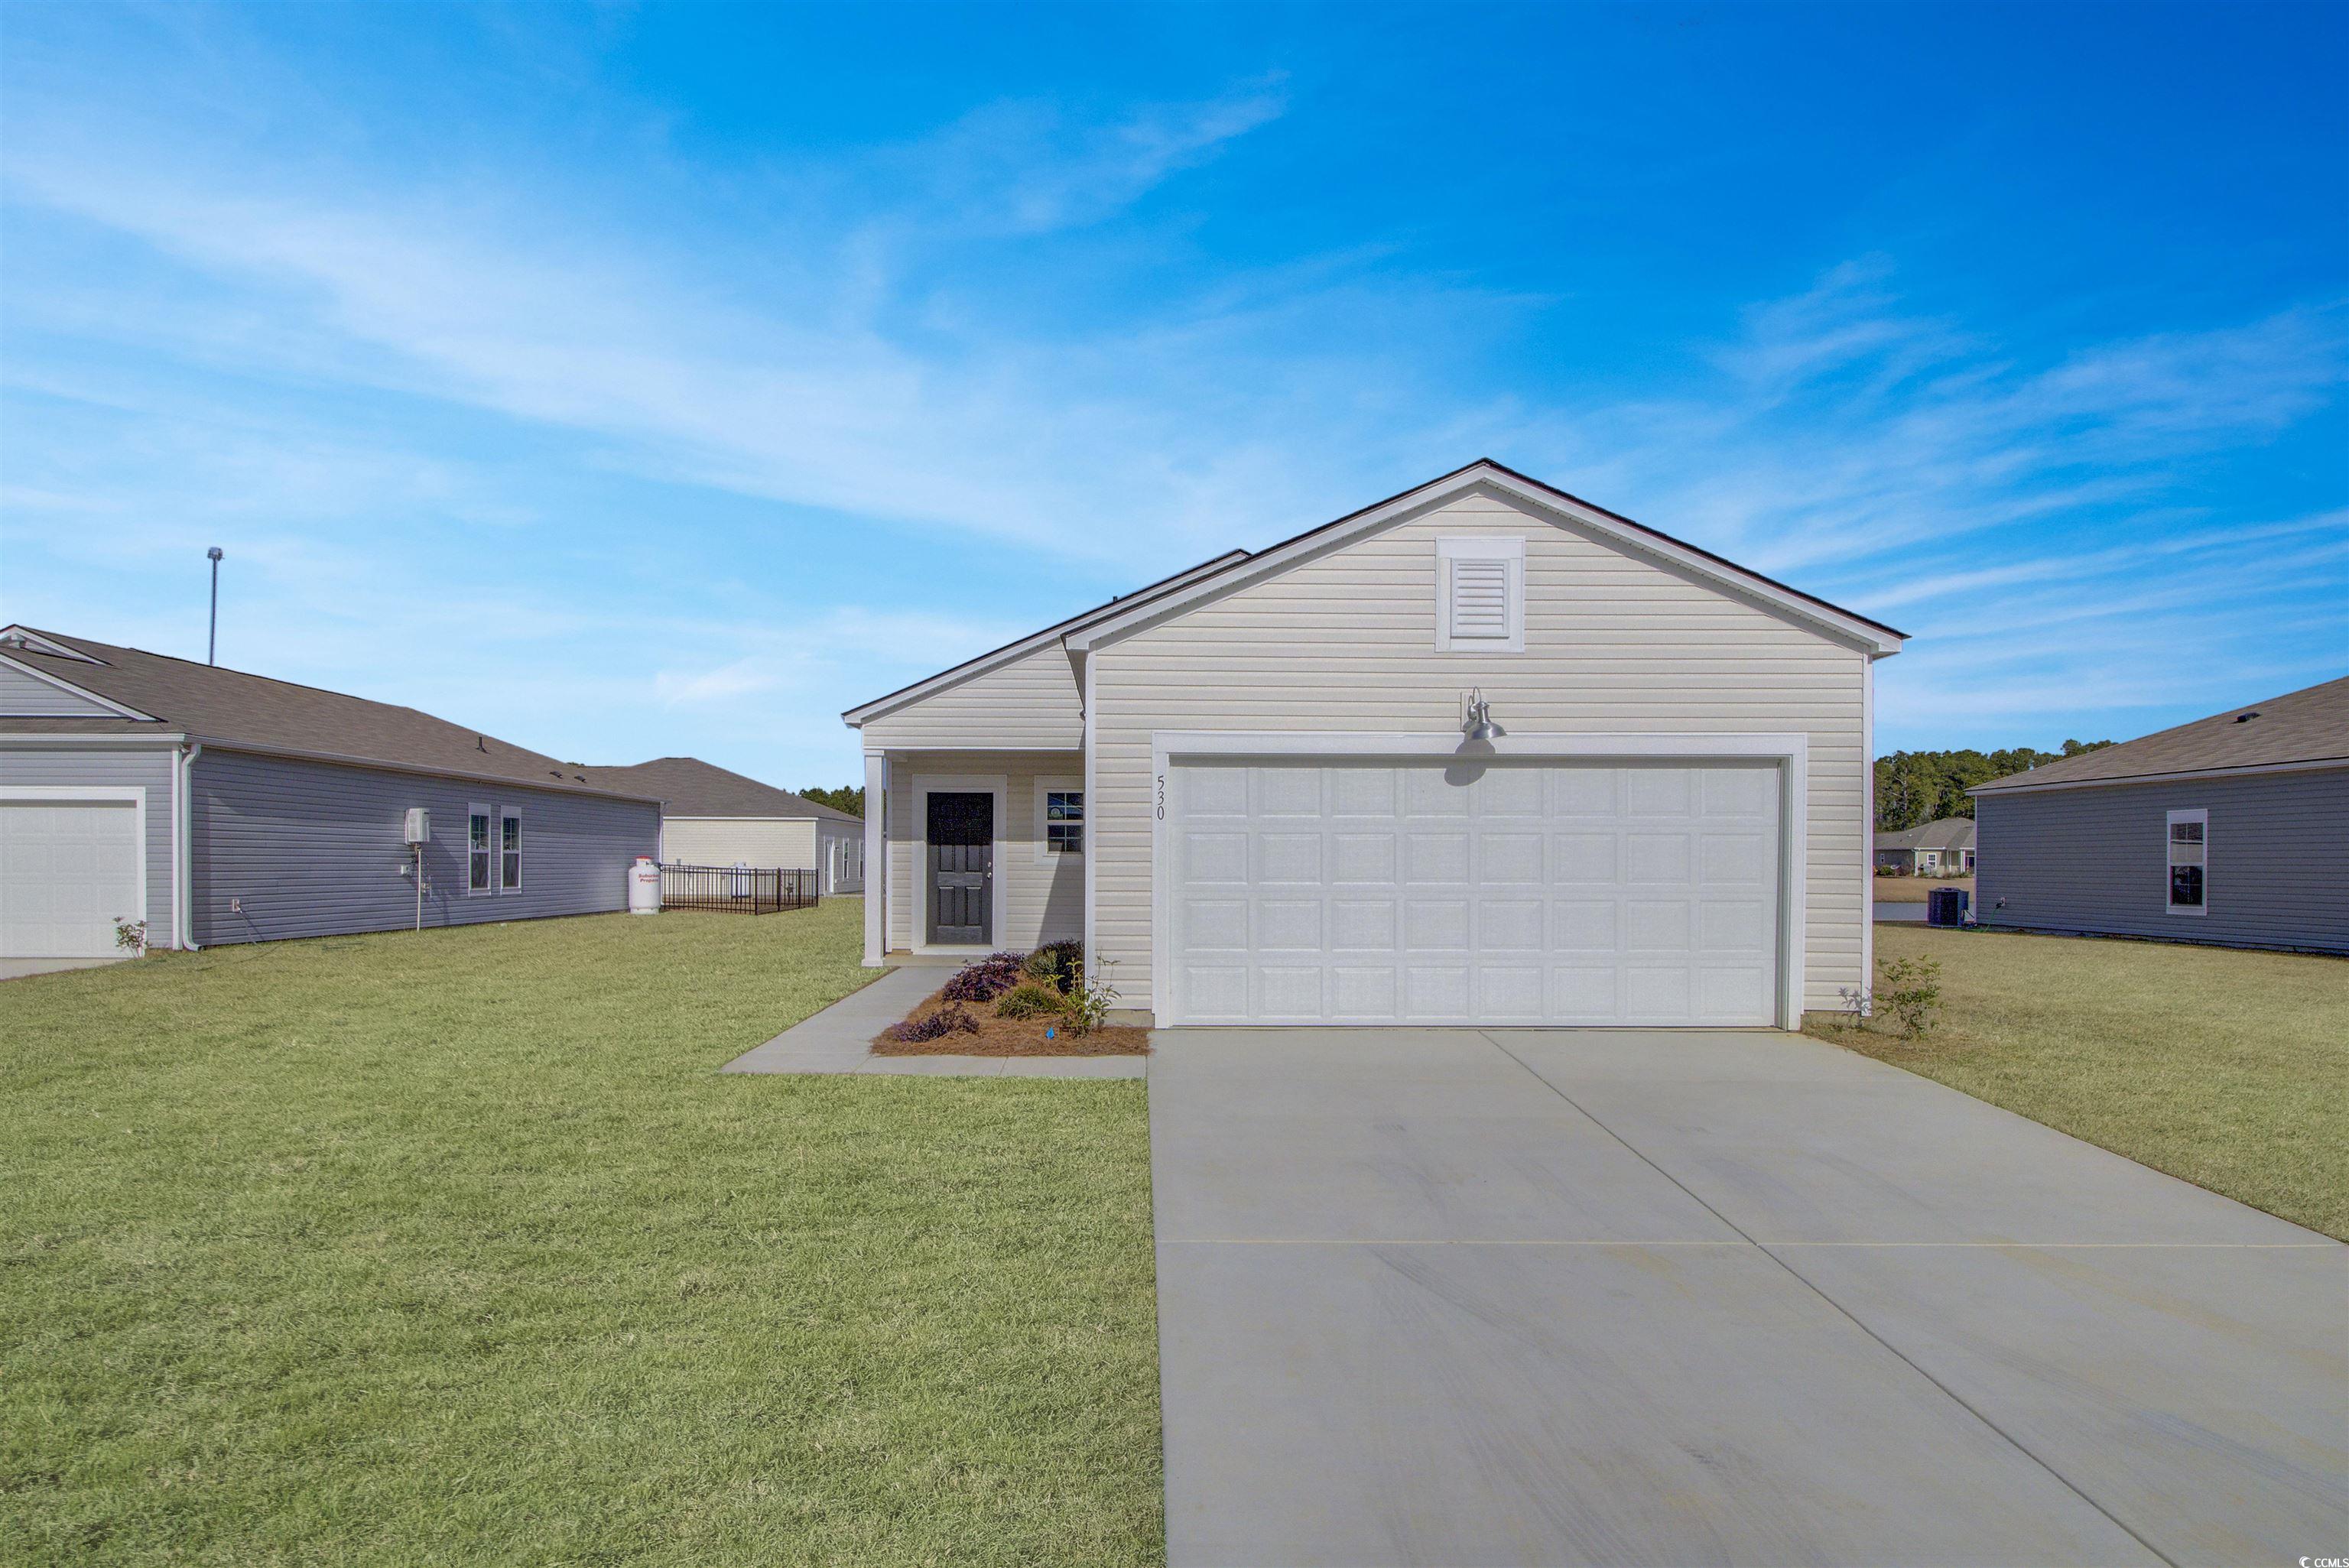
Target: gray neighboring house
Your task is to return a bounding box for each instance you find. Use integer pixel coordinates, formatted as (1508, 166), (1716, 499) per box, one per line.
(0, 625), (660, 959)
(1874, 816), (1975, 875)
(1970, 674), (2348, 954)
(590, 757), (865, 893)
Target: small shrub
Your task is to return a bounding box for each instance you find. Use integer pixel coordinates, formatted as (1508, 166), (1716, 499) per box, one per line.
(113, 919), (148, 955)
(882, 1003), (980, 1044)
(1021, 940), (1084, 993)
(941, 952), (1026, 1002)
(1062, 958), (1122, 1037)
(995, 982), (1067, 1020)
(1876, 955), (1942, 1037)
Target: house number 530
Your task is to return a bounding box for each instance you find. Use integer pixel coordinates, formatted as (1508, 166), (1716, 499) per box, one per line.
(1155, 773), (1167, 821)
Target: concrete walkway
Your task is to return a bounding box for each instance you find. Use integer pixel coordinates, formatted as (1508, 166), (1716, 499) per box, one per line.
(721, 966), (1145, 1078)
(1151, 1027), (2346, 1566)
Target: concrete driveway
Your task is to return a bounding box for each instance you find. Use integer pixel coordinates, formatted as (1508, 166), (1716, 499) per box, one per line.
(1149, 1028), (2347, 1567)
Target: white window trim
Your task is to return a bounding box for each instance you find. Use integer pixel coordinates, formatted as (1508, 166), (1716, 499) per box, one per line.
(1146, 731), (1811, 1032)
(1035, 776), (1085, 865)
(910, 773), (1009, 956)
(498, 807), (522, 895)
(1434, 535), (1526, 654)
(466, 802), (493, 896)
(2165, 807), (2208, 917)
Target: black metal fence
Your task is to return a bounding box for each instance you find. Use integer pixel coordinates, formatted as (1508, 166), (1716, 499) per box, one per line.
(659, 863), (818, 914)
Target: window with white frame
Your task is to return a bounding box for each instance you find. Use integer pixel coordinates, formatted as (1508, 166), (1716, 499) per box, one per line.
(2166, 808), (2206, 914)
(1435, 536), (1526, 652)
(468, 804), (492, 892)
(1037, 781), (1084, 859)
(499, 809), (522, 892)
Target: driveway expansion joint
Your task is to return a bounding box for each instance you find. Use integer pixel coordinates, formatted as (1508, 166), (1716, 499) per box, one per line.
(1474, 1028), (2185, 1568)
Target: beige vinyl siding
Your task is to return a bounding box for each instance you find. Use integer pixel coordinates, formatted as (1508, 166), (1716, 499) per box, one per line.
(1089, 490), (1873, 1015)
(882, 750), (1084, 950)
(859, 644), (1083, 750)
(659, 816), (818, 869)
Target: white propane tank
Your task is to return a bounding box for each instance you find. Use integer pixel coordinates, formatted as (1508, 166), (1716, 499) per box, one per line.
(628, 855), (661, 915)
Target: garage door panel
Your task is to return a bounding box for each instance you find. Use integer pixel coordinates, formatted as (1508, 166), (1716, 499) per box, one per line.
(1477, 899), (1544, 951)
(1330, 833), (1395, 883)
(1, 799), (142, 959)
(1552, 833), (1617, 881)
(1404, 899), (1470, 950)
(1405, 966), (1471, 1018)
(1480, 832), (1544, 881)
(1330, 966), (1396, 1019)
(1256, 833), (1321, 883)
(1330, 898), (1396, 951)
(1259, 899), (1322, 950)
(1165, 761), (1779, 1027)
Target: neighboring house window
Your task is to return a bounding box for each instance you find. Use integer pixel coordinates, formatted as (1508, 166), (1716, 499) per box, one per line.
(499, 810), (522, 892)
(1037, 781), (1084, 860)
(468, 805), (492, 893)
(2166, 809), (2206, 914)
(1435, 537), (1527, 653)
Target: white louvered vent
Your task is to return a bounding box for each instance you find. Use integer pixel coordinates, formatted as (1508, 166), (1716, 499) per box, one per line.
(1434, 536), (1525, 652)
(1449, 557), (1511, 638)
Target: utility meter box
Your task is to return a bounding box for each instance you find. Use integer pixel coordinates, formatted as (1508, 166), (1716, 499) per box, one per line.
(403, 807), (431, 846)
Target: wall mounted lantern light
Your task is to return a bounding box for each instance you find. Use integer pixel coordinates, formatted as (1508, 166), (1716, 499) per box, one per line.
(1461, 687), (1506, 742)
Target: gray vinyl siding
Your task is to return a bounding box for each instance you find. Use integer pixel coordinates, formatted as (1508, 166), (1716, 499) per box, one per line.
(190, 748), (658, 946)
(1975, 769), (2349, 954)
(0, 663), (122, 716)
(0, 742), (178, 940)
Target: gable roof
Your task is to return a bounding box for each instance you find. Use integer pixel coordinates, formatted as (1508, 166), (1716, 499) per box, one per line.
(1063, 459), (1907, 657)
(842, 549), (1251, 726)
(590, 756), (857, 821)
(1972, 675), (2349, 795)
(0, 626), (658, 802)
(1876, 817), (1977, 852)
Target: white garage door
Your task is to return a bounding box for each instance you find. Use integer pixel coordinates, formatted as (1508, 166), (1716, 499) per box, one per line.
(1167, 761), (1782, 1027)
(0, 798), (145, 958)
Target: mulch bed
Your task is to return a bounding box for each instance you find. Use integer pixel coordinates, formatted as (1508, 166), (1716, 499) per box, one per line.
(871, 982), (1151, 1057)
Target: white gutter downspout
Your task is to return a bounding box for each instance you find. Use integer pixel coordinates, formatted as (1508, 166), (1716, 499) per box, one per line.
(176, 742), (203, 950)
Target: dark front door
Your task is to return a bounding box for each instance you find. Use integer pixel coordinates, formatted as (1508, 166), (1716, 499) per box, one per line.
(927, 791), (993, 945)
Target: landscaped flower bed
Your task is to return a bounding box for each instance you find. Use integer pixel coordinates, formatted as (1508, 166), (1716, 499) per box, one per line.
(874, 943), (1149, 1056)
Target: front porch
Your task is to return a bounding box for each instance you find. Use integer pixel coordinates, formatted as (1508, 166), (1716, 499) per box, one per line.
(859, 748), (1086, 966)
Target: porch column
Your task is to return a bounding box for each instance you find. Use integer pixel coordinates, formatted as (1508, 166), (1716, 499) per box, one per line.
(862, 750), (885, 966)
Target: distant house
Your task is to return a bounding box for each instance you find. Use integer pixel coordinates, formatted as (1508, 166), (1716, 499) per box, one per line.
(0, 625), (659, 961)
(1970, 675), (2348, 954)
(590, 757), (864, 894)
(1874, 817), (1975, 875)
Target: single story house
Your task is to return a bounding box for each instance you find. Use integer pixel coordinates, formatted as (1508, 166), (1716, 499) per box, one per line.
(843, 459), (1906, 1029)
(1970, 674), (2347, 954)
(1874, 817), (1975, 875)
(591, 755), (865, 893)
(0, 625), (660, 958)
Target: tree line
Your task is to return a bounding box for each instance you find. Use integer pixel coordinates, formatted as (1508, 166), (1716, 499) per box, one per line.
(797, 784), (863, 817)
(1875, 740), (2113, 830)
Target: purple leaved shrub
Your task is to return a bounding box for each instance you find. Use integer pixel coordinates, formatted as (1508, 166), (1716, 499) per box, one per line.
(883, 1003), (981, 1044)
(941, 951), (1028, 1002)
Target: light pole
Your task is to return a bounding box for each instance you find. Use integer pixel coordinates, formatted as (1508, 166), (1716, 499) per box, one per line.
(206, 547), (224, 665)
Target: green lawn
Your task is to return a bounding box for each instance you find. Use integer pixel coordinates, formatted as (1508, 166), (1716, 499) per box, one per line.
(1808, 926), (2348, 1239)
(1, 901), (1163, 1566)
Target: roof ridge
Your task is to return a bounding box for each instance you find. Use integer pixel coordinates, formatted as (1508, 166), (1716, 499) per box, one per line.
(16, 625), (489, 735)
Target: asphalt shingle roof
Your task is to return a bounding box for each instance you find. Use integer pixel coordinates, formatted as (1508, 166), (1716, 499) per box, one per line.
(1972, 675), (2349, 794)
(1875, 818), (1977, 852)
(587, 757), (856, 822)
(0, 626), (657, 801)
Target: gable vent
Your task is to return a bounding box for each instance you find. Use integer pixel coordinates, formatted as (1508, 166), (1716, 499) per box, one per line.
(1449, 558), (1511, 637)
(1435, 537), (1525, 652)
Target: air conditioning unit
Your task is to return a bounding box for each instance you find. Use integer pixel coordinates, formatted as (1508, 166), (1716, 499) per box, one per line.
(403, 807), (431, 846)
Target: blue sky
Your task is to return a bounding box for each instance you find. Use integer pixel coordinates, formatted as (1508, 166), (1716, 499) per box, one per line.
(3, 2), (2343, 787)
